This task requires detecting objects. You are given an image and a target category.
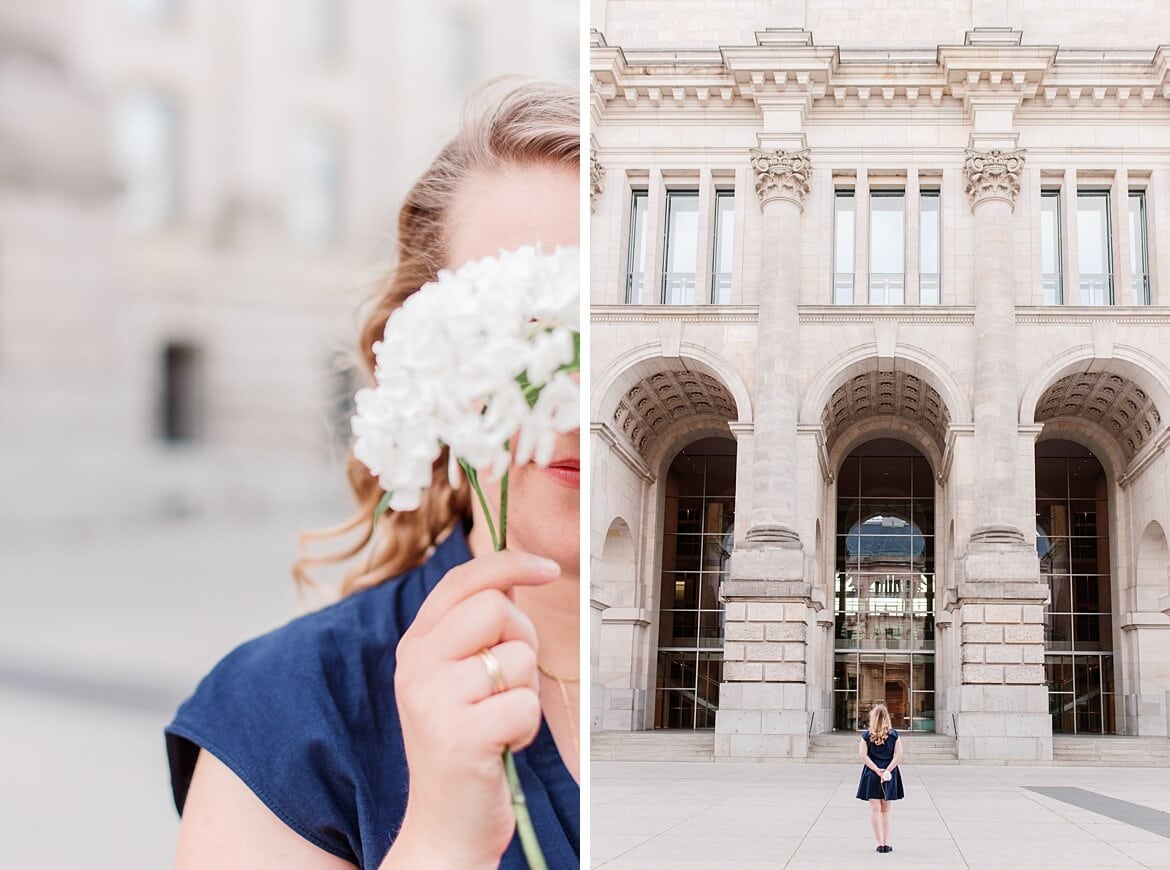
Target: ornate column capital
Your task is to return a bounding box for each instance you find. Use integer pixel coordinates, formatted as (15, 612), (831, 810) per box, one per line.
(589, 152), (604, 213)
(749, 147), (811, 210)
(963, 148), (1026, 211)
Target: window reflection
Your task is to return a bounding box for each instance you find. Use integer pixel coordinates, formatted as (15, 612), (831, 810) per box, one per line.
(834, 439), (935, 731)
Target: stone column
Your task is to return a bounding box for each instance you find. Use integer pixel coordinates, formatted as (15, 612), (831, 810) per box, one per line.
(955, 148), (1051, 761)
(716, 148), (812, 759)
(743, 146), (808, 547)
(965, 148), (1027, 541)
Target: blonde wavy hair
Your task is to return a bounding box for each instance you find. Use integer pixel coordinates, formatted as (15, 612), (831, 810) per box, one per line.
(867, 702), (893, 745)
(293, 79), (579, 601)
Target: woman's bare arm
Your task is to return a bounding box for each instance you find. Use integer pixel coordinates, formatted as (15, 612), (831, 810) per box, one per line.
(173, 749), (357, 870)
(887, 738), (904, 773)
(858, 739), (882, 774)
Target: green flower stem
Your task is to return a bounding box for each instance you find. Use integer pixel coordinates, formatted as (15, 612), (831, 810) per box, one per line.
(458, 460), (500, 552)
(498, 471), (509, 550)
(460, 459), (545, 870)
(504, 747), (545, 870)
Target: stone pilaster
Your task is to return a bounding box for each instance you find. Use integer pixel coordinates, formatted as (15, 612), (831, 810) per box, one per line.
(717, 147), (811, 759)
(955, 147), (1051, 761)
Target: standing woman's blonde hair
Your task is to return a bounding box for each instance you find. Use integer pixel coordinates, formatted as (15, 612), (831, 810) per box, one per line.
(868, 703), (893, 745)
(293, 79), (579, 601)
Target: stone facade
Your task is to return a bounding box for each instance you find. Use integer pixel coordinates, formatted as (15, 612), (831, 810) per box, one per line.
(590, 1), (1170, 761)
(0, 0), (577, 527)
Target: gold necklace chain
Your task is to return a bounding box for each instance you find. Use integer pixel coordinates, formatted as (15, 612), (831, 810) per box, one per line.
(537, 663), (580, 683)
(538, 664), (579, 757)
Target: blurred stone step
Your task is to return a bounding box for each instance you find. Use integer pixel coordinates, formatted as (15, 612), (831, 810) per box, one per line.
(591, 731), (715, 761)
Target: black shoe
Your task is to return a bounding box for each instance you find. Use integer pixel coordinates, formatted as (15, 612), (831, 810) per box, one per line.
(885, 845), (894, 853)
(876, 846), (885, 853)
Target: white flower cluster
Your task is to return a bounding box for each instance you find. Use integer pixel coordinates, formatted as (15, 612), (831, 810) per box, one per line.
(351, 245), (580, 512)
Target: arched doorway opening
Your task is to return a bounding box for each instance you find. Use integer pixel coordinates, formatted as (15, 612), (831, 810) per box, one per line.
(1036, 438), (1117, 734)
(653, 436), (735, 729)
(833, 438), (936, 732)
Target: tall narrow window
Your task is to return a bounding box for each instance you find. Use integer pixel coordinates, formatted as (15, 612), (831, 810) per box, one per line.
(1129, 191), (1150, 305)
(625, 190), (648, 304)
(112, 91), (179, 229)
(833, 190), (855, 304)
(662, 191), (698, 304)
(120, 0), (177, 21)
(290, 125), (343, 244)
(298, 0), (343, 61)
(1077, 191), (1113, 305)
(919, 190), (940, 305)
(711, 191), (735, 303)
(869, 191), (905, 304)
(656, 437), (735, 729)
(1041, 191), (1063, 305)
(160, 342), (201, 443)
(1036, 439), (1115, 734)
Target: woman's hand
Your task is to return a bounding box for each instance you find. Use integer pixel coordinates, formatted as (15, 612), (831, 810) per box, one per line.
(379, 550), (560, 870)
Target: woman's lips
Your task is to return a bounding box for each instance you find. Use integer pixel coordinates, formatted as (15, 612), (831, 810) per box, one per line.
(539, 458), (580, 488)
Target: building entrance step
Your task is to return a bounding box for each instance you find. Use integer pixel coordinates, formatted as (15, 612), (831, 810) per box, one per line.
(1052, 735), (1170, 767)
(808, 731), (958, 764)
(591, 730), (716, 762)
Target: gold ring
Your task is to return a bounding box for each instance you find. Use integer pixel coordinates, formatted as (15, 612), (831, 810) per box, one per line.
(477, 648), (507, 695)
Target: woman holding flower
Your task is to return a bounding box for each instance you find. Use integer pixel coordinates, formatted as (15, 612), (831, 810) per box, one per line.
(165, 80), (580, 869)
(856, 702), (905, 854)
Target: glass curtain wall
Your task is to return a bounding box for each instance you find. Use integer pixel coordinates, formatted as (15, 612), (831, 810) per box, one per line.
(1036, 439), (1116, 734)
(834, 439), (936, 732)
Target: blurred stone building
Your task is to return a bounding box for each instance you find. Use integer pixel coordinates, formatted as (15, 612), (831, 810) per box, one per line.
(589, 0), (1170, 763)
(0, 0), (576, 525)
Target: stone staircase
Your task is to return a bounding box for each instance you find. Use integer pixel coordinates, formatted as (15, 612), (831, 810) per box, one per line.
(808, 731), (958, 764)
(1052, 735), (1170, 767)
(591, 730), (715, 762)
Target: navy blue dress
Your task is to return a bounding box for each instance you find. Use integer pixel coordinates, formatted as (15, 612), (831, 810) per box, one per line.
(855, 729), (905, 801)
(164, 523), (579, 869)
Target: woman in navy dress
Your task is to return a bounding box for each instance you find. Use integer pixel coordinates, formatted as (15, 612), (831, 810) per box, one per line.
(165, 80), (581, 869)
(856, 702), (905, 854)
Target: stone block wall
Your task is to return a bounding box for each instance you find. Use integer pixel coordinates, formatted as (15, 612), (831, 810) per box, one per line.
(716, 598), (812, 758)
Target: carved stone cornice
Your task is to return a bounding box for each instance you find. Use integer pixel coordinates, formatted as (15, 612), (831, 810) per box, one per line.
(963, 148), (1026, 211)
(749, 147), (811, 209)
(589, 152), (604, 212)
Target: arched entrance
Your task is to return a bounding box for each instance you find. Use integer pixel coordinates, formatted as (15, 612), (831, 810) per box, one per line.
(833, 438), (936, 732)
(653, 436), (735, 729)
(1036, 439), (1117, 734)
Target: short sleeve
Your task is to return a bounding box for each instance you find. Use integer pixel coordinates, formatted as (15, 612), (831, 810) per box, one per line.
(164, 613), (365, 864)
